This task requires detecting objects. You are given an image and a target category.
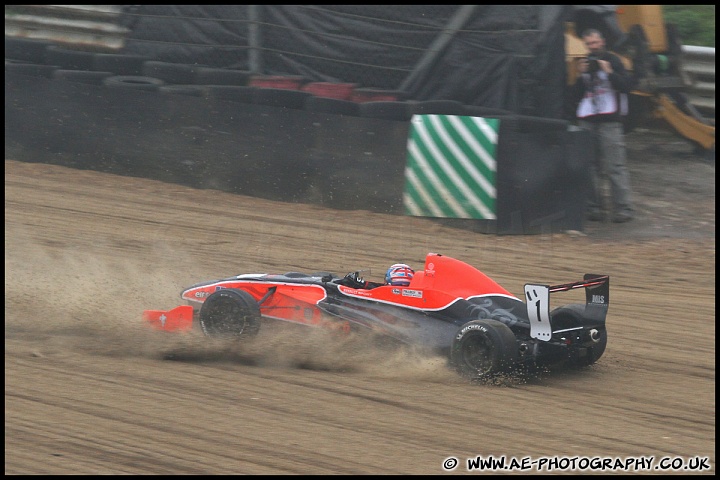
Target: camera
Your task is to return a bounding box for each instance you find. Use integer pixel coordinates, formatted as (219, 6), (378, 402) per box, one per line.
(587, 54), (600, 74)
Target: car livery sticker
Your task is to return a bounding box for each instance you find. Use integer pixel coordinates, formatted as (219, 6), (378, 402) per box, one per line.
(425, 262), (435, 276)
(401, 289), (422, 298)
(338, 284), (465, 311)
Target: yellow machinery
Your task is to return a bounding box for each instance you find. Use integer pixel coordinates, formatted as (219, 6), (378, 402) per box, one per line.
(566, 5), (714, 153)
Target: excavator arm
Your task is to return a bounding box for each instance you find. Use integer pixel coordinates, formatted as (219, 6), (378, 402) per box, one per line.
(653, 93), (715, 151)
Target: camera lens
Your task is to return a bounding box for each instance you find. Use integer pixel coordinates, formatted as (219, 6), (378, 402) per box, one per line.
(587, 55), (600, 73)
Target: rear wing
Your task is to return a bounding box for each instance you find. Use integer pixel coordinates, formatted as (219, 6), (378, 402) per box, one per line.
(524, 274), (609, 341)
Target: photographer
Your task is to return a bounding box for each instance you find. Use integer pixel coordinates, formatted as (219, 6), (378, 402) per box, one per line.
(571, 29), (637, 223)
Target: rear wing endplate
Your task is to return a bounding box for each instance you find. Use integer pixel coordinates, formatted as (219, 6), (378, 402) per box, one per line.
(524, 274), (609, 341)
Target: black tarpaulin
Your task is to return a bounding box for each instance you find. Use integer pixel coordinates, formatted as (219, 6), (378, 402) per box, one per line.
(122, 5), (570, 118)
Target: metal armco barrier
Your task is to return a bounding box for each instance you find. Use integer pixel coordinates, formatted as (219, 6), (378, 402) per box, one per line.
(4, 5), (127, 50)
(681, 45), (715, 118)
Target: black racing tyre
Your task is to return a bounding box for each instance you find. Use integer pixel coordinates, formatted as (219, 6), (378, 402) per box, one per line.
(490, 114), (568, 134)
(253, 88), (313, 110)
(5, 61), (58, 78)
(193, 67), (251, 86)
(199, 289), (261, 339)
(45, 45), (95, 71)
(464, 106), (513, 118)
(304, 96), (360, 116)
(359, 101), (412, 121)
(159, 84), (207, 97)
(205, 85), (257, 103)
(52, 69), (114, 85)
(92, 53), (149, 75)
(513, 115), (569, 133)
(450, 319), (518, 379)
(249, 74), (306, 89)
(4, 37), (52, 64)
(102, 75), (164, 91)
(351, 87), (409, 103)
(409, 99), (467, 116)
(142, 61), (198, 85)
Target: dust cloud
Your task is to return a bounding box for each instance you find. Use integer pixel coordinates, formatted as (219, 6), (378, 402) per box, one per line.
(5, 229), (460, 383)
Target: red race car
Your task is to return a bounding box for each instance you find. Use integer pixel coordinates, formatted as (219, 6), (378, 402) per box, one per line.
(144, 252), (609, 380)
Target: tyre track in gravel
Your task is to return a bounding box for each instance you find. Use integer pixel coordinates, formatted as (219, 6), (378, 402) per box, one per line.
(5, 158), (715, 474)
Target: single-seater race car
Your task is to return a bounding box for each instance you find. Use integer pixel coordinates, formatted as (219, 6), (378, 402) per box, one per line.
(143, 252), (609, 379)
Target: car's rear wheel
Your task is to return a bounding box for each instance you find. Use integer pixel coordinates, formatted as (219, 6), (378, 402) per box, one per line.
(552, 312), (608, 367)
(450, 319), (518, 379)
(199, 289), (261, 339)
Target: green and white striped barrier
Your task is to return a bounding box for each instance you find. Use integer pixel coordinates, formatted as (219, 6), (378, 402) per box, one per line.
(403, 114), (500, 219)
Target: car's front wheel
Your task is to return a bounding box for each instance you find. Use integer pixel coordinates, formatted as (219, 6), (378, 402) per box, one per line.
(199, 289), (261, 340)
(450, 319), (518, 380)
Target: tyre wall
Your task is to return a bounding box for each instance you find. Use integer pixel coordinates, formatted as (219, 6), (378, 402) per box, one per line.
(5, 71), (591, 233)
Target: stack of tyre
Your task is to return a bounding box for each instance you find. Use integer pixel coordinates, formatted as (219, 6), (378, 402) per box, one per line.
(6, 36), (523, 121)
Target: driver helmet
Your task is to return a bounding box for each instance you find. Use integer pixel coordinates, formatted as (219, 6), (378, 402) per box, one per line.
(385, 263), (414, 286)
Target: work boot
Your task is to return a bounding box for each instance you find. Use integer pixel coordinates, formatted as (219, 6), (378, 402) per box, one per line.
(586, 209), (604, 222)
(612, 210), (634, 223)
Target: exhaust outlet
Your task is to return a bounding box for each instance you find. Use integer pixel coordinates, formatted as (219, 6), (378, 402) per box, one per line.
(518, 342), (529, 354)
(589, 329), (600, 343)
